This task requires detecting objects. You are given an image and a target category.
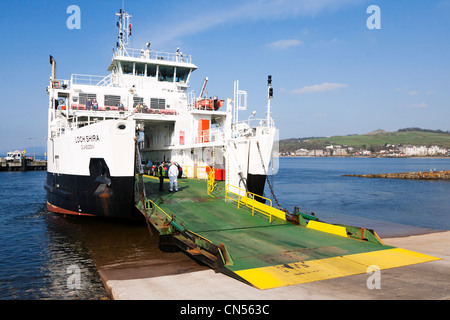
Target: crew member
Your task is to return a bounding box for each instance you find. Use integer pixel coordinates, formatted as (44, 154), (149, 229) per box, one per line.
(168, 161), (179, 192)
(158, 161), (166, 191)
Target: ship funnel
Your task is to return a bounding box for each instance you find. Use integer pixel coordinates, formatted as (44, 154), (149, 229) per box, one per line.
(49, 55), (56, 80)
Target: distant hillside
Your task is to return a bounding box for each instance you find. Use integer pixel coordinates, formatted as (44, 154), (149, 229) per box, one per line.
(280, 129), (450, 153)
(364, 129), (387, 136)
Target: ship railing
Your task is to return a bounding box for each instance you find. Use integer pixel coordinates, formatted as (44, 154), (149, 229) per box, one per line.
(114, 47), (193, 64)
(237, 117), (275, 129)
(143, 198), (172, 221)
(187, 90), (197, 109)
(70, 74), (114, 87)
(96, 74), (113, 87)
(133, 107), (178, 115)
(142, 197), (214, 245)
(183, 165), (194, 179)
(193, 128), (225, 145)
(225, 184), (279, 223)
(196, 165), (208, 180)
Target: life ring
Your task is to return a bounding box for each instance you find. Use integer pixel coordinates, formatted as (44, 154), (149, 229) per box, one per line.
(52, 81), (61, 89)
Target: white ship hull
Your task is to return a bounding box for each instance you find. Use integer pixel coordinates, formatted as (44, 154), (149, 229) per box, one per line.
(45, 119), (138, 218)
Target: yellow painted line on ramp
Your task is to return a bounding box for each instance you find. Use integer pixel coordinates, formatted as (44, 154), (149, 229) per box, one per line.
(234, 248), (440, 290)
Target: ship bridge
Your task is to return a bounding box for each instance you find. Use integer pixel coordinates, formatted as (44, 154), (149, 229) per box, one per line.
(107, 46), (197, 87)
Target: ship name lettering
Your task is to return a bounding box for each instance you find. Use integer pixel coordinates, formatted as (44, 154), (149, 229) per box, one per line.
(75, 135), (100, 143)
(86, 134), (100, 142)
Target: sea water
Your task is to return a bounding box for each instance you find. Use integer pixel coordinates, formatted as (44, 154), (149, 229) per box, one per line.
(266, 157), (450, 234)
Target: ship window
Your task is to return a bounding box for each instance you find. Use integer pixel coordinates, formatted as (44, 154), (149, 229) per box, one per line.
(158, 65), (174, 82)
(79, 93), (97, 105)
(176, 67), (190, 83)
(105, 95), (121, 107)
(121, 61), (133, 75)
(150, 98), (165, 109)
(146, 64), (157, 77)
(133, 96), (144, 107)
(135, 63), (145, 76)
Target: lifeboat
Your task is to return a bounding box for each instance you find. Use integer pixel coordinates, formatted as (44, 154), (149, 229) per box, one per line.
(194, 97), (224, 111)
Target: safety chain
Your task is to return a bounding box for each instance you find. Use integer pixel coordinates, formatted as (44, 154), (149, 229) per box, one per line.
(256, 141), (287, 212)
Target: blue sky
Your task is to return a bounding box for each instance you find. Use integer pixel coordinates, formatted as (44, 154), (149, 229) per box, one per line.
(1, 0), (449, 153)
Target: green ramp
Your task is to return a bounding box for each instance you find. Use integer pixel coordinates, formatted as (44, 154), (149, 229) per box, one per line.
(136, 175), (440, 289)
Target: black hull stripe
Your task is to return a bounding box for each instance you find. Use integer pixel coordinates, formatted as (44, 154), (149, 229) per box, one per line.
(45, 172), (138, 219)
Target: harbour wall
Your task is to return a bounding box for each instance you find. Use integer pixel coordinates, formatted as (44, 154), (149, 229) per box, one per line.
(343, 170), (450, 180)
(0, 159), (47, 172)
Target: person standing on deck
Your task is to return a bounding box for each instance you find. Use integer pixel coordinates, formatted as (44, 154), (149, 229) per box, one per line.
(168, 161), (179, 192)
(158, 161), (166, 191)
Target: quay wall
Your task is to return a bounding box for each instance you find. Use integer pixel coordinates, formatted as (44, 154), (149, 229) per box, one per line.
(343, 170), (450, 180)
(0, 159), (47, 172)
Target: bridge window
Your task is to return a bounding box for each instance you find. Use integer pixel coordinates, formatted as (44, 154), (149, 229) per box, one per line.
(147, 64), (157, 77)
(158, 65), (174, 82)
(135, 63), (145, 76)
(176, 67), (190, 83)
(121, 61), (133, 75)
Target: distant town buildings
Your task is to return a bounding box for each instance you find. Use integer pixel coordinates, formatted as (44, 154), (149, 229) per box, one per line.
(281, 143), (449, 157)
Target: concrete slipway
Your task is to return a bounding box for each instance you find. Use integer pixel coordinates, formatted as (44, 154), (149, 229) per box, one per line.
(100, 231), (449, 300)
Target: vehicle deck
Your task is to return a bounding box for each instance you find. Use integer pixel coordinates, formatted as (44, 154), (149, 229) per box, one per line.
(137, 175), (439, 289)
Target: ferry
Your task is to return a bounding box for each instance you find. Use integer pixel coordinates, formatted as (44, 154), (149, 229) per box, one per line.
(45, 10), (276, 219)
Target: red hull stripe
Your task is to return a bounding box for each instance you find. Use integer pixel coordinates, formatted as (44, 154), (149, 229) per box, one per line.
(46, 201), (95, 217)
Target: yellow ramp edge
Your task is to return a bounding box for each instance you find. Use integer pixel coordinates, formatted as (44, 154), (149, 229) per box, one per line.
(240, 196), (286, 221)
(234, 248), (441, 290)
(306, 220), (348, 237)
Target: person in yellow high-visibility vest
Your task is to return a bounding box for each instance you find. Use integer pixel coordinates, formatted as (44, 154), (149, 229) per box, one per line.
(158, 161), (166, 191)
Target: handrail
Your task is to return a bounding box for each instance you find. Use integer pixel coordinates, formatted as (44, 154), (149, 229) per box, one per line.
(143, 197), (214, 245)
(113, 47), (193, 64)
(194, 128), (225, 145)
(71, 74), (109, 86)
(183, 165), (194, 178)
(96, 74), (112, 87)
(196, 165), (208, 180)
(225, 184), (275, 223)
(144, 198), (172, 221)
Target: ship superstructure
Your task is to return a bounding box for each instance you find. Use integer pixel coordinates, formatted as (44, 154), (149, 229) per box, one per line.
(45, 10), (276, 218)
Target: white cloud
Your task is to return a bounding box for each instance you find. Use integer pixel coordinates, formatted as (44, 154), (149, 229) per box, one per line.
(290, 82), (348, 94)
(266, 39), (303, 50)
(409, 102), (428, 109)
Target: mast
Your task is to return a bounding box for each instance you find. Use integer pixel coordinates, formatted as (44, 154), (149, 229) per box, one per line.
(266, 75), (273, 126)
(115, 9), (132, 55)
